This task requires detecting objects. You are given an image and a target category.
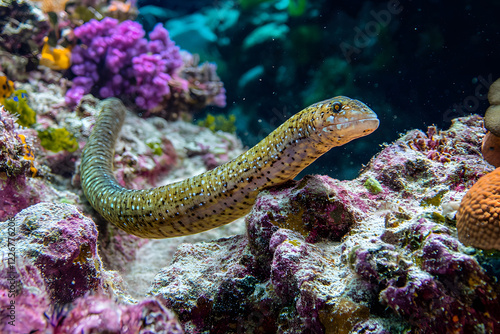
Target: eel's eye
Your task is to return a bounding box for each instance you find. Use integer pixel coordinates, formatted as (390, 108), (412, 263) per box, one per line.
(332, 101), (342, 112)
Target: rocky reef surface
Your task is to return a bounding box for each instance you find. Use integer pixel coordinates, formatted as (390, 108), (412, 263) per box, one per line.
(1, 111), (499, 333)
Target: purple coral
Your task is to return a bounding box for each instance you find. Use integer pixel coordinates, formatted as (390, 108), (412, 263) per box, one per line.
(66, 18), (183, 111)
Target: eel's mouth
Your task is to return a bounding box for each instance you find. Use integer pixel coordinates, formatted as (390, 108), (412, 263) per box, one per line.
(322, 115), (379, 135)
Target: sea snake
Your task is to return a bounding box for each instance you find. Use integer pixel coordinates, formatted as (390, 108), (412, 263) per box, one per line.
(80, 97), (379, 238)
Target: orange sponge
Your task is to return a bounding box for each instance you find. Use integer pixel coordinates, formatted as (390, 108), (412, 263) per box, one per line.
(481, 131), (500, 167)
(457, 167), (500, 250)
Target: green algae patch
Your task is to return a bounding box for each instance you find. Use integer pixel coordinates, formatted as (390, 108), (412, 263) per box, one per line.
(198, 113), (237, 134)
(364, 176), (383, 194)
(420, 188), (448, 207)
(3, 90), (36, 127)
(146, 141), (163, 156)
(38, 127), (78, 152)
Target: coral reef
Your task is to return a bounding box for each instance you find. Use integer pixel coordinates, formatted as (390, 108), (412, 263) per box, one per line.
(1, 0), (500, 332)
(2, 92), (499, 333)
(147, 115), (499, 333)
(0, 203), (184, 333)
(0, 203), (103, 304)
(0, 106), (40, 219)
(457, 77), (500, 250)
(65, 18), (225, 116)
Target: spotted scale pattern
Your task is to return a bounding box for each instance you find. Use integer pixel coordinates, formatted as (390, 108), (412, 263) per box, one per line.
(80, 97), (379, 238)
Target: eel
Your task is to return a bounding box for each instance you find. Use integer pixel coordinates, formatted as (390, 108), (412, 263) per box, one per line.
(80, 97), (379, 238)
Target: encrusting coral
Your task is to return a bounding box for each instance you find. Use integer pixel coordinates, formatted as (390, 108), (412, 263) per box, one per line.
(457, 168), (500, 250)
(482, 78), (500, 167)
(457, 77), (500, 250)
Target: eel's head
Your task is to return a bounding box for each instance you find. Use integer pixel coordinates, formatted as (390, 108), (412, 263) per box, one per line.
(309, 96), (379, 146)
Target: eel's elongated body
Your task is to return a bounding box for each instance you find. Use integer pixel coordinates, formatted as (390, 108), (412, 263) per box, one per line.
(81, 97), (379, 238)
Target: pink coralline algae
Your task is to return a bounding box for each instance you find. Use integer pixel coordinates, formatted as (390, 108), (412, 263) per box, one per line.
(53, 296), (184, 334)
(247, 174), (371, 245)
(147, 115), (500, 333)
(0, 261), (50, 333)
(0, 202), (185, 333)
(149, 173), (382, 333)
(0, 263), (184, 333)
(366, 219), (500, 333)
(367, 115), (491, 193)
(0, 203), (103, 304)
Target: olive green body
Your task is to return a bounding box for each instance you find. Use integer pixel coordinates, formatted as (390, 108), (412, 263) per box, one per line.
(81, 97), (379, 238)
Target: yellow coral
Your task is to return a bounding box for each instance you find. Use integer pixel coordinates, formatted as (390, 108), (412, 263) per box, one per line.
(0, 76), (14, 105)
(40, 37), (72, 70)
(18, 134), (37, 177)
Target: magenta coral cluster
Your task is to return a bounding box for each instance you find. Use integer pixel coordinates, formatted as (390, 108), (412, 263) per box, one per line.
(66, 18), (183, 110)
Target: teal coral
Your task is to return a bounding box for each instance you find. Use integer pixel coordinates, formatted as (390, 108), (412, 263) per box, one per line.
(38, 127), (78, 153)
(197, 113), (237, 133)
(3, 90), (36, 127)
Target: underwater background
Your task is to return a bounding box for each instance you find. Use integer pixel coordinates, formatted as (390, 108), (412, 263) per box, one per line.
(136, 0), (499, 179)
(1, 0), (500, 333)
